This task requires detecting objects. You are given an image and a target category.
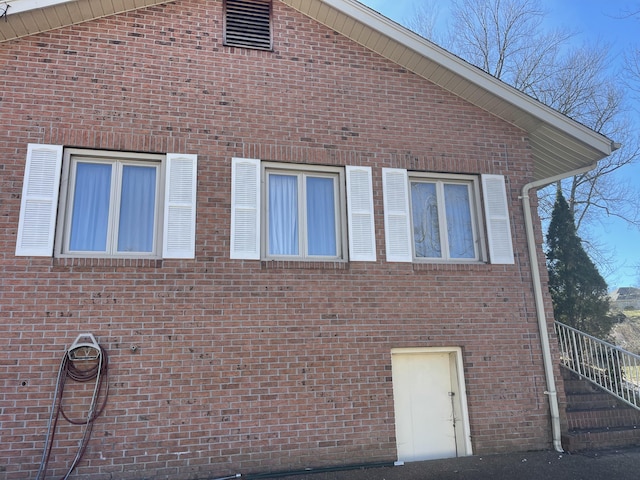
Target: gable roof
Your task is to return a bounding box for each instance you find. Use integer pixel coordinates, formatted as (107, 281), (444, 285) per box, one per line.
(0, 0), (615, 182)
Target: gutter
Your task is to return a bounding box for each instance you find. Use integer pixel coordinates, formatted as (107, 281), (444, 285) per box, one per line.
(520, 163), (597, 453)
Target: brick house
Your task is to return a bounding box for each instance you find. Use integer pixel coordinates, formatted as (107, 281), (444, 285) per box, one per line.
(0, 0), (615, 479)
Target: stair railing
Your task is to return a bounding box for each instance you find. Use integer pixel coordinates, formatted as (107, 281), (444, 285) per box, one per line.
(555, 321), (640, 411)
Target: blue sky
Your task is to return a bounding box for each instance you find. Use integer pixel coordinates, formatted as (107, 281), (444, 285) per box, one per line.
(359, 0), (640, 290)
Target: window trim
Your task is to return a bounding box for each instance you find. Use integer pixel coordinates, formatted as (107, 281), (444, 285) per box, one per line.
(408, 172), (486, 263)
(261, 161), (348, 261)
(55, 149), (165, 259)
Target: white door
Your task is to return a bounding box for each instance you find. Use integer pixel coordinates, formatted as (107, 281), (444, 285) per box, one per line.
(392, 351), (459, 462)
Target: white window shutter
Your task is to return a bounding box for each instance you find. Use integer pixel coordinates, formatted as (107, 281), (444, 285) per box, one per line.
(230, 157), (261, 260)
(482, 174), (514, 265)
(163, 154), (198, 259)
(345, 165), (376, 262)
(382, 168), (413, 262)
(16, 144), (63, 256)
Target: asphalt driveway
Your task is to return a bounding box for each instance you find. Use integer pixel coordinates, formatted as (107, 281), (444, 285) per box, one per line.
(229, 446), (640, 480)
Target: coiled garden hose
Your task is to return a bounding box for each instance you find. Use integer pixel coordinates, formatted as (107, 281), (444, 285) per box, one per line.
(36, 334), (109, 480)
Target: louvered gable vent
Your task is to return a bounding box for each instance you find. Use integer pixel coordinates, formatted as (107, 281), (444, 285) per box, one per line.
(224, 0), (272, 50)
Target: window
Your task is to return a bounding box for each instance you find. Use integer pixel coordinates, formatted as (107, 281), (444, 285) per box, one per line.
(410, 175), (479, 261)
(224, 0), (272, 51)
(230, 158), (376, 262)
(265, 165), (342, 259)
(16, 144), (197, 259)
(59, 150), (162, 256)
(382, 168), (514, 264)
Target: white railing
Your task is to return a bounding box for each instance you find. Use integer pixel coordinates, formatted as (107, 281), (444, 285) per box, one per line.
(555, 321), (640, 411)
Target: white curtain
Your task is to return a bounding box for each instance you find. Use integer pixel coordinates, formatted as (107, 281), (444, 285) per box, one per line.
(306, 176), (336, 256)
(411, 182), (441, 257)
(69, 162), (111, 251)
(411, 182), (474, 259)
(269, 174), (298, 255)
(444, 184), (474, 259)
(118, 165), (156, 253)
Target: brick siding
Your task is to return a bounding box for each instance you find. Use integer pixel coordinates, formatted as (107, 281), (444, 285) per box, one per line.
(0, 1), (563, 478)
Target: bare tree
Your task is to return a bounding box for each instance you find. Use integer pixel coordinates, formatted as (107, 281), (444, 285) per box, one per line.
(449, 0), (572, 86)
(407, 0), (640, 276)
(539, 44), (640, 239)
(626, 47), (640, 102)
(619, 6), (640, 284)
(404, 3), (442, 43)
(621, 3), (640, 109)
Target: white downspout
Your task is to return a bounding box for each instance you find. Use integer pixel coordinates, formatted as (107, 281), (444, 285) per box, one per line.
(520, 163), (596, 453)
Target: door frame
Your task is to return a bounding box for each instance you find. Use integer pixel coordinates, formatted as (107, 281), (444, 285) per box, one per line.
(391, 346), (473, 461)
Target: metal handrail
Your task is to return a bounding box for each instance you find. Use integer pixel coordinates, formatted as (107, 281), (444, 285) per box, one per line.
(555, 321), (640, 411)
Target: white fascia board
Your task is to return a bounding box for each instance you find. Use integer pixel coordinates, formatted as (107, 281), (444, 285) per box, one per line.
(320, 0), (613, 157)
(2, 0), (75, 15)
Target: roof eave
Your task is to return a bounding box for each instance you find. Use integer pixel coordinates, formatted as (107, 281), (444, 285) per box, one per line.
(0, 0), (174, 43)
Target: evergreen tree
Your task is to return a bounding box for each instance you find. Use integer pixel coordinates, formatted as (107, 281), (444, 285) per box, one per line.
(546, 187), (614, 339)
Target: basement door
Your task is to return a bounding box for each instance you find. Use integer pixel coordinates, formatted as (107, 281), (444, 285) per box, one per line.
(391, 347), (472, 462)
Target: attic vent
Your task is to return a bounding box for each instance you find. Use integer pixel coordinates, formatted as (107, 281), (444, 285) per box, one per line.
(224, 0), (272, 51)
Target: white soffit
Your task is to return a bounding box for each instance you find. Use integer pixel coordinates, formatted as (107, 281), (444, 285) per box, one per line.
(2, 0), (74, 16)
(0, 0), (174, 42)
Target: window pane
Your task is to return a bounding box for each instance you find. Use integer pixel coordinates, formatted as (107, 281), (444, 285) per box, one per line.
(411, 182), (441, 258)
(69, 162), (111, 251)
(306, 176), (336, 256)
(269, 174), (298, 255)
(444, 184), (475, 259)
(118, 165), (157, 253)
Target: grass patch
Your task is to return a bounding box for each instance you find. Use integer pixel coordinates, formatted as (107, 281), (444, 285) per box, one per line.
(623, 309), (640, 319)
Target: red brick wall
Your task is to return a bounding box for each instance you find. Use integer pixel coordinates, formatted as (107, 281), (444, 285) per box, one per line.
(0, 1), (561, 478)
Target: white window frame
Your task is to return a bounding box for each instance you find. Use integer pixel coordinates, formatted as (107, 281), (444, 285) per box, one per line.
(55, 149), (165, 259)
(261, 162), (348, 261)
(408, 172), (484, 263)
